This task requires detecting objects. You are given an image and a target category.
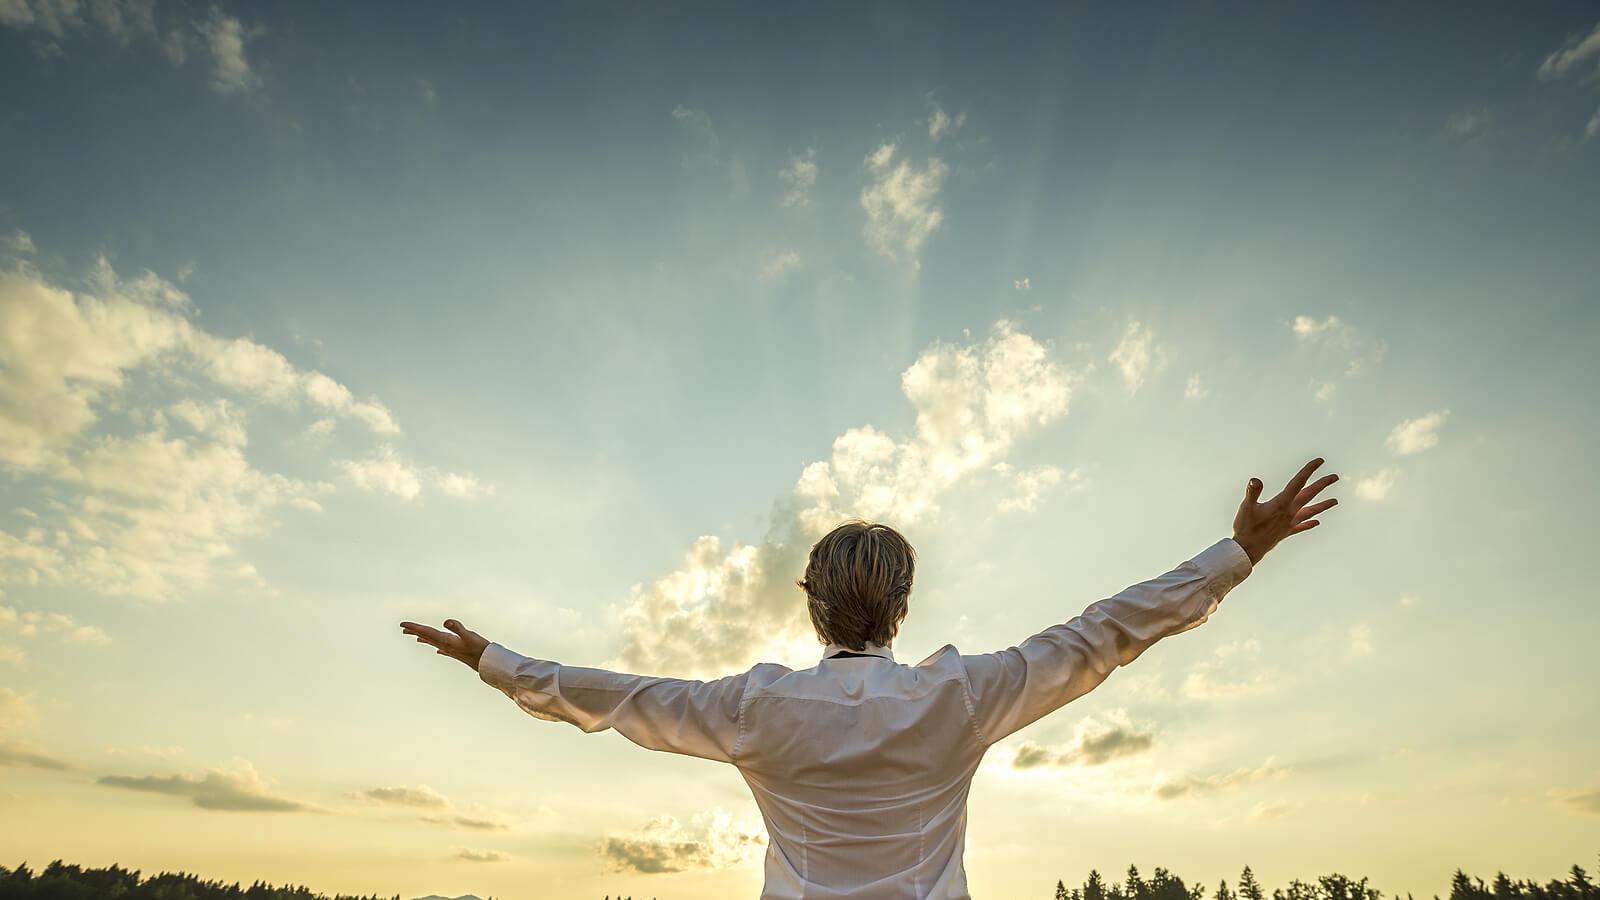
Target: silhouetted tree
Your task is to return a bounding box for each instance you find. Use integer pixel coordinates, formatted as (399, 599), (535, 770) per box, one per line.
(1239, 867), (1265, 900)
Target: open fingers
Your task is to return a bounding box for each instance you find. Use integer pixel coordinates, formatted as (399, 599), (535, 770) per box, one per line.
(400, 622), (459, 650)
(1282, 457), (1324, 500)
(1293, 473), (1339, 509)
(1289, 518), (1321, 534)
(1295, 498), (1338, 520)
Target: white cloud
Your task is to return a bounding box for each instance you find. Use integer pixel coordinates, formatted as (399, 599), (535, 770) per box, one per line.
(196, 9), (258, 95)
(1347, 622), (1375, 659)
(1013, 277), (1030, 291)
(760, 250), (802, 281)
(1586, 105), (1600, 142)
(927, 98), (967, 142)
(453, 847), (512, 863)
(1290, 314), (1386, 397)
(339, 446), (422, 501)
(860, 143), (948, 269)
(1182, 639), (1277, 701)
(339, 448), (490, 502)
(1444, 108), (1492, 141)
(1538, 22), (1600, 81)
(0, 686), (36, 731)
(597, 809), (765, 875)
(778, 149), (817, 208)
(0, 604), (110, 644)
(1385, 410), (1449, 456)
(1356, 468), (1398, 501)
(608, 319), (1074, 677)
(671, 104), (718, 164)
(1153, 756), (1289, 800)
(1108, 321), (1160, 392)
(1184, 374), (1208, 400)
(0, 247), (460, 600)
(993, 463), (1086, 513)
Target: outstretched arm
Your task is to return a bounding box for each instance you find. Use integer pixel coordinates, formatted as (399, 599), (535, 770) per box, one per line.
(399, 619), (747, 763)
(961, 457), (1338, 745)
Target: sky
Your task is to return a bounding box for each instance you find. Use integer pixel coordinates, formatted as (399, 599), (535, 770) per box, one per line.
(1, 1), (1598, 898)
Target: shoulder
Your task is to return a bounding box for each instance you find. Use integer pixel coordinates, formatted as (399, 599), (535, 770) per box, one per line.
(913, 643), (964, 669)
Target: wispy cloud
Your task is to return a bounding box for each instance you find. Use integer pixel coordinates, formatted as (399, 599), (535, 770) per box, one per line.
(1290, 314), (1386, 390)
(1182, 639), (1278, 701)
(607, 319), (1074, 676)
(452, 847), (513, 863)
(779, 149), (817, 208)
(760, 249), (803, 281)
(927, 96), (967, 142)
(351, 784), (450, 809)
(992, 463), (1086, 513)
(99, 758), (318, 812)
(1153, 757), (1289, 800)
(195, 9), (259, 94)
(1010, 711), (1155, 769)
(1108, 321), (1161, 393)
(860, 143), (948, 269)
(1385, 410), (1449, 456)
(596, 809), (765, 875)
(1356, 468), (1398, 502)
(1537, 22), (1600, 81)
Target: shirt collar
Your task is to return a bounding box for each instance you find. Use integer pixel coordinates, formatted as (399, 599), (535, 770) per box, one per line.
(821, 641), (895, 663)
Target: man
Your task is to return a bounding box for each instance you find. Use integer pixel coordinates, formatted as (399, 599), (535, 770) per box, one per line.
(402, 458), (1338, 899)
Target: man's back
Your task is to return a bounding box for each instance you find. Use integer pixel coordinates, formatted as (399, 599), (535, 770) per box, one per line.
(735, 646), (986, 898)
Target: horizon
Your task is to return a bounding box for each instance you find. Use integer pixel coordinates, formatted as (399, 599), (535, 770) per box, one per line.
(2, 2), (1598, 899)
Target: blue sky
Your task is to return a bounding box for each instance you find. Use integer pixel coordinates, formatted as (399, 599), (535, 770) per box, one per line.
(2, 2), (1598, 898)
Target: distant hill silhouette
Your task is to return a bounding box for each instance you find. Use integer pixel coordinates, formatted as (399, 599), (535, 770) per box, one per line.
(410, 895), (484, 900)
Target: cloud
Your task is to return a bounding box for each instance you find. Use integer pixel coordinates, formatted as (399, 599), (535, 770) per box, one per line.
(1108, 321), (1161, 393)
(779, 149), (817, 208)
(421, 813), (511, 831)
(453, 847), (512, 863)
(0, 246), (461, 600)
(1537, 22), (1600, 81)
(1385, 410), (1449, 455)
(195, 8), (259, 94)
(0, 0), (254, 86)
(1562, 787), (1600, 814)
(1182, 639), (1277, 701)
(0, 604), (110, 644)
(99, 758), (316, 812)
(927, 97), (967, 142)
(1014, 277), (1031, 291)
(1586, 105), (1600, 142)
(607, 320), (1073, 677)
(1153, 757), (1289, 800)
(860, 143), (948, 269)
(1444, 108), (1493, 141)
(1183, 374), (1208, 400)
(0, 686), (37, 731)
(1346, 622), (1375, 659)
(339, 447), (490, 502)
(1290, 314), (1386, 383)
(1010, 711), (1155, 769)
(671, 104), (719, 164)
(1356, 468), (1398, 502)
(992, 463), (1086, 513)
(0, 741), (76, 770)
(760, 250), (803, 281)
(352, 784), (450, 809)
(596, 809), (765, 875)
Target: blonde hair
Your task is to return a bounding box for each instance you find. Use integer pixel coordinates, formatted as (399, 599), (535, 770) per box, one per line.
(795, 519), (917, 650)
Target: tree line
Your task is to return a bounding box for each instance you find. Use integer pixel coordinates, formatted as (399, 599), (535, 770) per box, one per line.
(1052, 861), (1600, 900)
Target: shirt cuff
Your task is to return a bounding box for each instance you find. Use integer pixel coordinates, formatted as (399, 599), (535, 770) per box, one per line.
(1193, 537), (1253, 599)
(477, 642), (525, 693)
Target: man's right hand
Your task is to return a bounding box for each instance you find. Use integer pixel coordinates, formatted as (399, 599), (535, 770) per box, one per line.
(1232, 457), (1339, 565)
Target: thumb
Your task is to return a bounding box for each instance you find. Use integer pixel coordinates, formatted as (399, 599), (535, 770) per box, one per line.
(444, 619), (468, 637)
(1243, 478), (1263, 504)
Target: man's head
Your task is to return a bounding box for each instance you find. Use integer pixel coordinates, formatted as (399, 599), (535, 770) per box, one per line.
(795, 519), (917, 650)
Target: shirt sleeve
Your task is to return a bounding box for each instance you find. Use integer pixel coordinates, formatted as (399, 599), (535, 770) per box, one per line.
(960, 537), (1253, 745)
(476, 643), (749, 764)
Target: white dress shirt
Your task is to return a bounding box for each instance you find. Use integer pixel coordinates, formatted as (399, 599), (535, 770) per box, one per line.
(477, 537), (1254, 899)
